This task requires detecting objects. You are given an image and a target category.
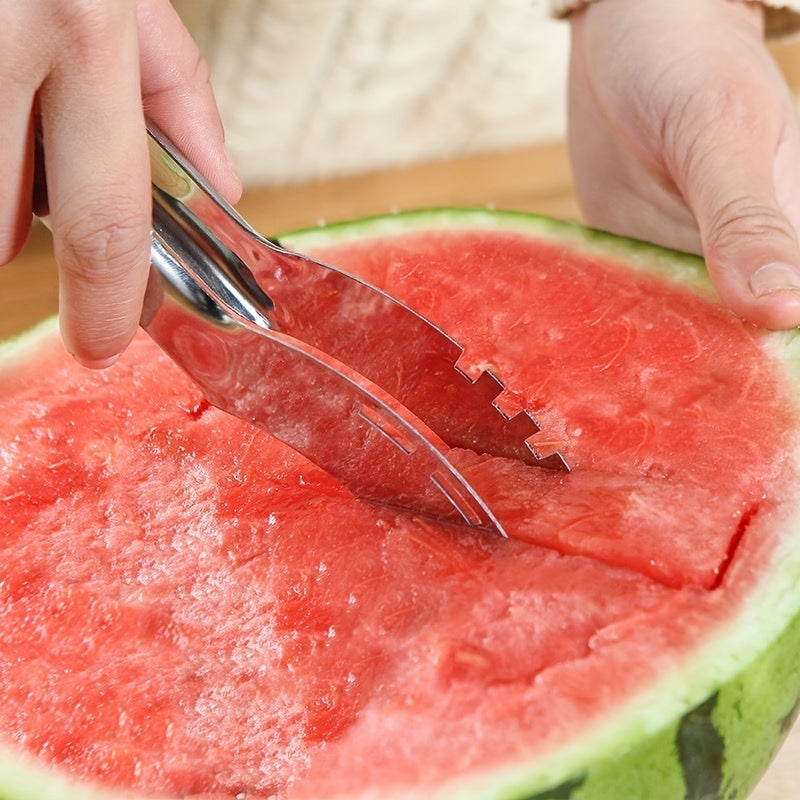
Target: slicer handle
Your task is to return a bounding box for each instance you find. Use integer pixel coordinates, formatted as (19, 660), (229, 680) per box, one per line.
(146, 124), (275, 330)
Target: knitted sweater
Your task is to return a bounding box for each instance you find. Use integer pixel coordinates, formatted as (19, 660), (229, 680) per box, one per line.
(171, 0), (800, 187)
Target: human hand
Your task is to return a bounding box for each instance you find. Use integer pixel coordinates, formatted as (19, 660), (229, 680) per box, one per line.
(567, 0), (800, 329)
(2, 0), (241, 367)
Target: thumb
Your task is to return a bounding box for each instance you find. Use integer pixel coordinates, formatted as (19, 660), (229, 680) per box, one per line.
(679, 110), (800, 329)
(137, 0), (242, 205)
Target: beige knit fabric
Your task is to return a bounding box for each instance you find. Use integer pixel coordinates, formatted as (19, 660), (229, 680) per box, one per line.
(172, 0), (799, 188)
(173, 0), (570, 186)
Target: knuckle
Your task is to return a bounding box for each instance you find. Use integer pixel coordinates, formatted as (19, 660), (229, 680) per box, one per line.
(659, 77), (767, 180)
(151, 49), (212, 102)
(57, 205), (150, 284)
(706, 197), (794, 251)
(50, 0), (123, 56)
(187, 50), (212, 90)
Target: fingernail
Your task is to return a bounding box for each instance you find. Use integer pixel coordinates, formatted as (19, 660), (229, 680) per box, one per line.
(749, 262), (800, 297)
(81, 353), (120, 370)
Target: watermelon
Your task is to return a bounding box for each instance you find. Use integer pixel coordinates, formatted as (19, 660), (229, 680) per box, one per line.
(0, 208), (798, 800)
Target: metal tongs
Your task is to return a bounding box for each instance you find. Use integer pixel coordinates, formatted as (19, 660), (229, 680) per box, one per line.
(143, 125), (568, 536)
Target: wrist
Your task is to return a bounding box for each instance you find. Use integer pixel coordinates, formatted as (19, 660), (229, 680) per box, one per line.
(551, 0), (597, 16)
(553, 0), (799, 37)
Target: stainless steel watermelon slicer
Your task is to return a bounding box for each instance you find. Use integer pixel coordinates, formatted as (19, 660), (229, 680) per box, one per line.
(142, 124), (568, 535)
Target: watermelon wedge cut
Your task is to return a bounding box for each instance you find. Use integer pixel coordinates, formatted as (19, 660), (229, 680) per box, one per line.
(0, 208), (799, 800)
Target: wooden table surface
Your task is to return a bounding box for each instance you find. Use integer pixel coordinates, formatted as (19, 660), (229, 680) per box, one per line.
(2, 44), (799, 791)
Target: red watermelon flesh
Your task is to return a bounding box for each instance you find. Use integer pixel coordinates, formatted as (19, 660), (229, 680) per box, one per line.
(0, 217), (797, 798)
(297, 229), (794, 589)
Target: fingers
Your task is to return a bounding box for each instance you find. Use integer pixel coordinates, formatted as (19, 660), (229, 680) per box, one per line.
(570, 0), (800, 329)
(40, 2), (152, 368)
(0, 14), (39, 264)
(36, 0), (238, 368)
(675, 87), (800, 329)
(0, 96), (34, 265)
(566, 29), (703, 256)
(137, 0), (242, 204)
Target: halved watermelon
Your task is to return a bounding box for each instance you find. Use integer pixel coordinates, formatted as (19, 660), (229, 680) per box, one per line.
(0, 209), (798, 800)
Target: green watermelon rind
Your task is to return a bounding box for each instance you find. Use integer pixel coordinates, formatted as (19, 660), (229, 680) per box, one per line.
(0, 315), (62, 374)
(278, 207), (715, 298)
(0, 209), (799, 800)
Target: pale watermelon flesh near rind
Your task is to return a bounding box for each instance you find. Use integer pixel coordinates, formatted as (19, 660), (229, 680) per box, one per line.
(0, 209), (797, 800)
